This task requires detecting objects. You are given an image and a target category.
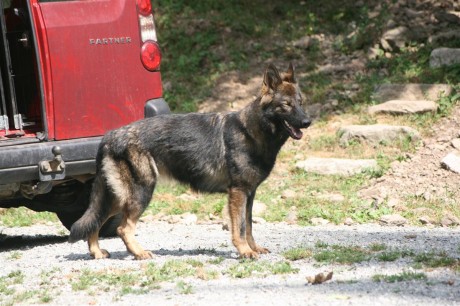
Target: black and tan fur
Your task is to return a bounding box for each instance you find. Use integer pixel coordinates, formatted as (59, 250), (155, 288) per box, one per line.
(69, 63), (311, 260)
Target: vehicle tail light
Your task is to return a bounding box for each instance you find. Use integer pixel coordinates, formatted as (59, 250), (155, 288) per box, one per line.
(136, 0), (161, 70)
(141, 41), (161, 71)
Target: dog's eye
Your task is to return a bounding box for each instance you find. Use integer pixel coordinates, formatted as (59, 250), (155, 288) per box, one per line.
(279, 101), (292, 112)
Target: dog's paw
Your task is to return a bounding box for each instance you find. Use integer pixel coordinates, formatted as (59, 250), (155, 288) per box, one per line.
(254, 246), (270, 254)
(134, 250), (154, 260)
(92, 249), (110, 259)
(239, 250), (259, 259)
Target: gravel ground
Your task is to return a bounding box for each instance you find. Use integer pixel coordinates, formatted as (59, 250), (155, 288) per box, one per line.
(1, 221), (460, 305)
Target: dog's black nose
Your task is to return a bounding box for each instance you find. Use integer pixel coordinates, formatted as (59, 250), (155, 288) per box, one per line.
(302, 119), (311, 128)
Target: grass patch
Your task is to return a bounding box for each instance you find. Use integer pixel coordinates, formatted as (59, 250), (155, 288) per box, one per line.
(313, 245), (370, 264)
(0, 207), (58, 227)
(176, 281), (194, 294)
(372, 271), (427, 283)
(7, 251), (22, 260)
(377, 251), (408, 262)
(413, 252), (458, 269)
(71, 259), (220, 295)
(226, 260), (299, 278)
(369, 243), (386, 252)
(283, 247), (313, 261)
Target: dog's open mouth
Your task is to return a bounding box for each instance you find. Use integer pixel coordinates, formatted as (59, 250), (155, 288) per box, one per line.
(282, 120), (303, 140)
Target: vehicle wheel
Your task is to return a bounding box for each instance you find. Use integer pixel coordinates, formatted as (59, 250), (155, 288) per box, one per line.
(57, 211), (122, 237)
(34, 179), (121, 237)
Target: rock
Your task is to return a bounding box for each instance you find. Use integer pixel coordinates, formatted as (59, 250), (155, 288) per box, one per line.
(181, 213), (198, 225)
(293, 36), (314, 49)
(429, 30), (460, 44)
(379, 214), (408, 226)
(281, 189), (297, 199)
(373, 84), (453, 102)
(306, 103), (322, 119)
(381, 26), (409, 50)
(316, 193), (345, 203)
(253, 200), (267, 217)
(368, 100), (437, 115)
(311, 217), (330, 226)
(412, 207), (435, 216)
(344, 217), (354, 226)
(296, 157), (378, 176)
(441, 213), (460, 227)
(419, 215), (436, 225)
(451, 139), (460, 150)
(434, 11), (460, 24)
(441, 151), (460, 174)
(177, 193), (198, 201)
(387, 198), (400, 208)
(286, 206), (298, 224)
(339, 124), (421, 146)
(430, 48), (460, 68)
(167, 215), (182, 224)
(253, 217), (266, 224)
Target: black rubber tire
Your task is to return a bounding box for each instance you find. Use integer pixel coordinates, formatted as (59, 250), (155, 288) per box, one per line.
(34, 180), (121, 237)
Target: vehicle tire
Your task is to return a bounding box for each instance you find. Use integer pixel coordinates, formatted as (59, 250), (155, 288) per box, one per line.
(34, 179), (121, 237)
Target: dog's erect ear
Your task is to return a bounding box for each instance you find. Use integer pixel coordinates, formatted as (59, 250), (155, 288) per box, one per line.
(263, 64), (282, 91)
(284, 63), (296, 83)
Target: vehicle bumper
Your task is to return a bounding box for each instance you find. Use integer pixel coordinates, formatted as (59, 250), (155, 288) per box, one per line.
(0, 137), (101, 184)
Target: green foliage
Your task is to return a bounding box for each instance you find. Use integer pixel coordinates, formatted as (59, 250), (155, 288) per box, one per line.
(156, 0), (388, 112)
(313, 245), (370, 264)
(226, 260), (299, 278)
(0, 207), (58, 227)
(413, 252), (458, 268)
(176, 281), (194, 294)
(372, 271), (427, 283)
(283, 247), (313, 261)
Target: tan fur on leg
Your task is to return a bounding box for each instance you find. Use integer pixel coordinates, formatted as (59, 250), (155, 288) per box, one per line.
(228, 188), (258, 259)
(117, 214), (153, 260)
(88, 232), (110, 259)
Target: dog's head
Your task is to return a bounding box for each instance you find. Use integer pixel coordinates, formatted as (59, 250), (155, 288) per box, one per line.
(260, 63), (311, 140)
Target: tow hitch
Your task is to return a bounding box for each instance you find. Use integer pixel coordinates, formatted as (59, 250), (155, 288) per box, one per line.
(38, 146), (66, 181)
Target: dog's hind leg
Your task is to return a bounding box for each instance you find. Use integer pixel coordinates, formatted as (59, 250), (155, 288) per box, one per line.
(245, 191), (270, 254)
(228, 187), (259, 259)
(117, 205), (153, 260)
(117, 184), (155, 260)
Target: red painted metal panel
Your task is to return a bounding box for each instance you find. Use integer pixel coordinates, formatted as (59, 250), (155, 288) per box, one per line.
(37, 0), (162, 140)
(30, 0), (55, 139)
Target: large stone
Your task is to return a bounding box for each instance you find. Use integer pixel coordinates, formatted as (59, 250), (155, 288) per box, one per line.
(381, 26), (409, 50)
(252, 200), (267, 217)
(379, 214), (408, 226)
(430, 48), (460, 68)
(296, 157), (378, 176)
(441, 151), (460, 174)
(368, 100), (437, 115)
(339, 124), (421, 146)
(429, 30), (460, 44)
(373, 84), (453, 102)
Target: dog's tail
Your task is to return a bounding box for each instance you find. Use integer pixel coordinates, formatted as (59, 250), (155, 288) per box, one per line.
(68, 175), (110, 243)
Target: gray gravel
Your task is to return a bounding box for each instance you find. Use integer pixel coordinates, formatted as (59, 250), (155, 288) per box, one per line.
(1, 221), (460, 305)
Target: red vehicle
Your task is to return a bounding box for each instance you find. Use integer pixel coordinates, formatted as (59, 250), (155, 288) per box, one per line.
(0, 0), (169, 234)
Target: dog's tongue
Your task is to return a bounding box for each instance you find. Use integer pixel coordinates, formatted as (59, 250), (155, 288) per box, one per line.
(289, 126), (303, 140)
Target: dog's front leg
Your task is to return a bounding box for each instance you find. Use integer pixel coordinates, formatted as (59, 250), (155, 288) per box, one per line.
(245, 191), (270, 254)
(228, 187), (259, 259)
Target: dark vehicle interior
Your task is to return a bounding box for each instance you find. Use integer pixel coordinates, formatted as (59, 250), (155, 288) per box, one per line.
(0, 0), (42, 144)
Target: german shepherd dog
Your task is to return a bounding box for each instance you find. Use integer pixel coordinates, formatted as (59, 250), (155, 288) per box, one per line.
(69, 63), (311, 260)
